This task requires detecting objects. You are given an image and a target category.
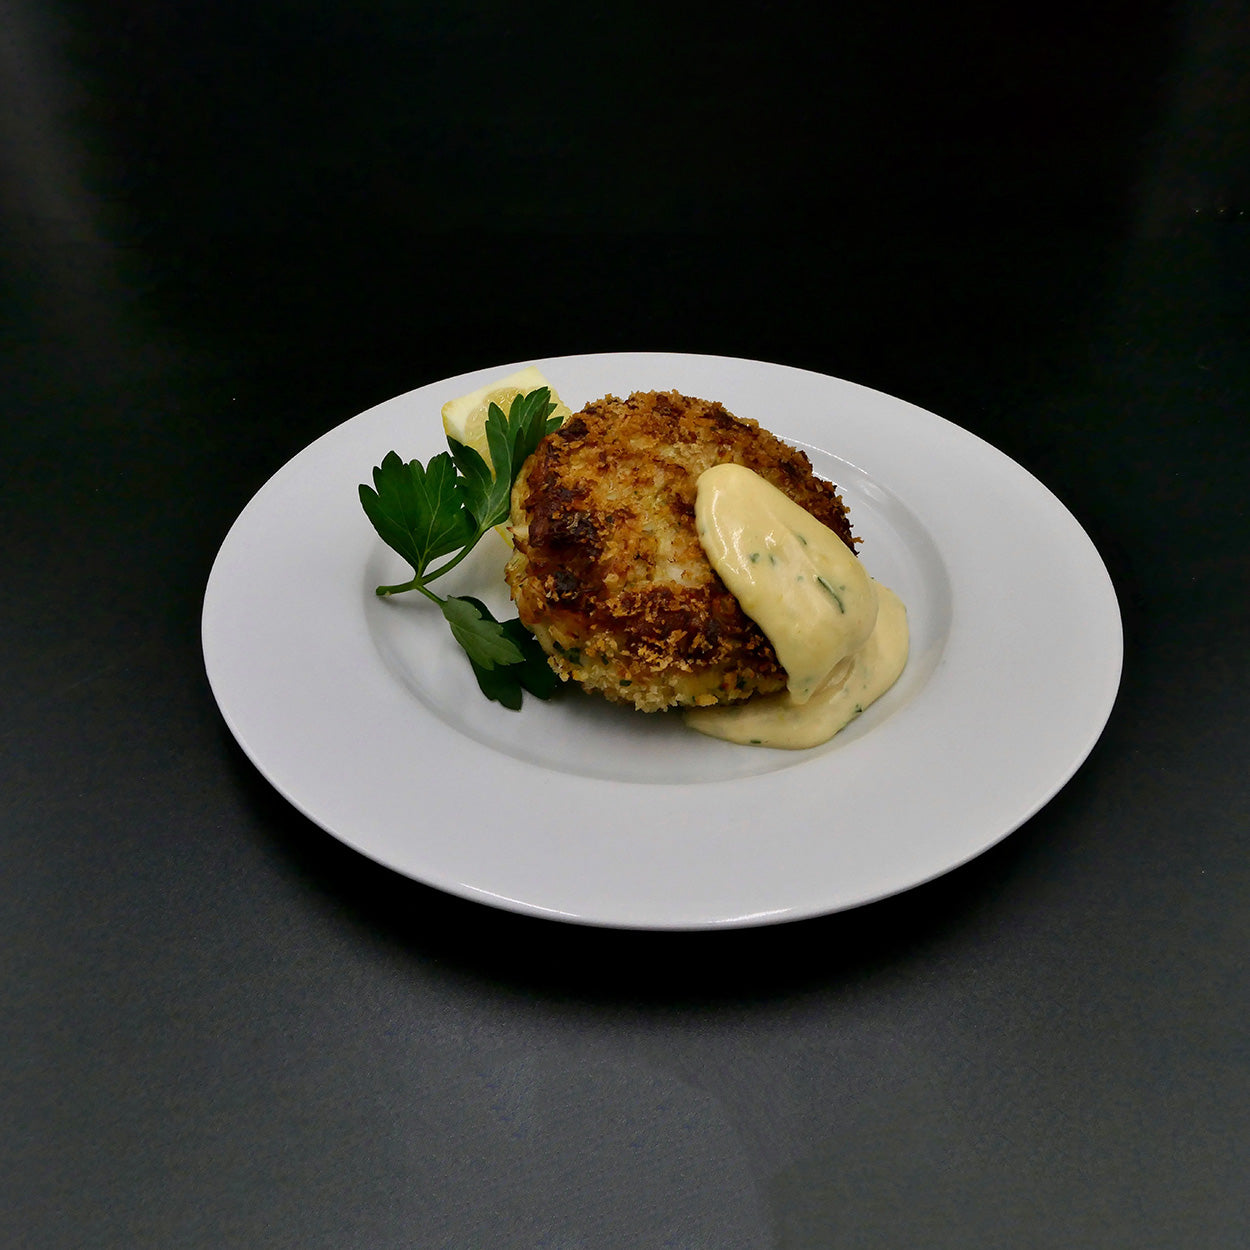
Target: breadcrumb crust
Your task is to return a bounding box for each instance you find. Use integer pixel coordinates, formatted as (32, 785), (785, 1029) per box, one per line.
(505, 390), (857, 711)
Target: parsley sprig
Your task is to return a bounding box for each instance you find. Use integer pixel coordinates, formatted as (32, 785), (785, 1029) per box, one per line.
(359, 387), (564, 709)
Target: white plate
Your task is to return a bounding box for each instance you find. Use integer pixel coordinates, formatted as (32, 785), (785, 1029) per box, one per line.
(202, 353), (1122, 929)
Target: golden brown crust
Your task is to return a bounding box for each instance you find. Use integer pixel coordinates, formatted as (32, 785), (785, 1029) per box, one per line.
(505, 390), (857, 711)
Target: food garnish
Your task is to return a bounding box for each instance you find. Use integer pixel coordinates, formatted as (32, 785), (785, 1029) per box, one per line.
(441, 366), (573, 542)
(359, 385), (565, 709)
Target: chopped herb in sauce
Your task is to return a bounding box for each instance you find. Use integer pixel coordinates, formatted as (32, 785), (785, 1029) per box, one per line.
(816, 575), (846, 613)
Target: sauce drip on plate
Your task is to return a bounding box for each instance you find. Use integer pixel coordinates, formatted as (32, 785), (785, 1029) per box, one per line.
(686, 463), (909, 749)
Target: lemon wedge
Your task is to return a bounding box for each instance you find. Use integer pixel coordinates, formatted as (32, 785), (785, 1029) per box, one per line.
(441, 365), (572, 471)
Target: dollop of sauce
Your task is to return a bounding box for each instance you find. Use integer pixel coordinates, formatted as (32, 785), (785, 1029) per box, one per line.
(685, 463), (909, 749)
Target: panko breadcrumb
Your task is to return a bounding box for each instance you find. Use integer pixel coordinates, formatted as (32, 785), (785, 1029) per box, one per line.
(505, 390), (857, 712)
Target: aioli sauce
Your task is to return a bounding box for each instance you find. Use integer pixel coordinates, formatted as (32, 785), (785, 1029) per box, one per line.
(685, 463), (909, 749)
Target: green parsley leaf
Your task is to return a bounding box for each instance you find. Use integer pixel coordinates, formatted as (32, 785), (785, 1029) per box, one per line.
(359, 386), (566, 709)
(468, 655), (526, 710)
(456, 598), (562, 709)
(448, 386), (561, 531)
(359, 450), (473, 584)
(440, 596), (525, 669)
(445, 439), (495, 530)
(490, 386), (563, 478)
(499, 616), (561, 699)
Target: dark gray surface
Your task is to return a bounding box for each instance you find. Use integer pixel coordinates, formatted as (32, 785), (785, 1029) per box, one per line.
(4, 2), (1248, 1246)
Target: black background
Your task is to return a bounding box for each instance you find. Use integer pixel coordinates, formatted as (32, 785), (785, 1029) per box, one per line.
(4, 1), (1248, 1246)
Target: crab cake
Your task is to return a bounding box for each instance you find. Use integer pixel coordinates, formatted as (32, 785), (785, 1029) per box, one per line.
(504, 390), (857, 712)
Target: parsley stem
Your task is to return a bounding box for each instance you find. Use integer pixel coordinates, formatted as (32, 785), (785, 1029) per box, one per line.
(374, 577), (421, 597)
(418, 528), (489, 585)
(374, 525), (494, 598)
(374, 577), (448, 607)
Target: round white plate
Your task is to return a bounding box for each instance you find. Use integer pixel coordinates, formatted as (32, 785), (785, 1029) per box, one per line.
(203, 352), (1122, 929)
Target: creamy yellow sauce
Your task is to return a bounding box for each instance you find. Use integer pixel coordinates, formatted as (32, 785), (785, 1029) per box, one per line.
(685, 463), (909, 749)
